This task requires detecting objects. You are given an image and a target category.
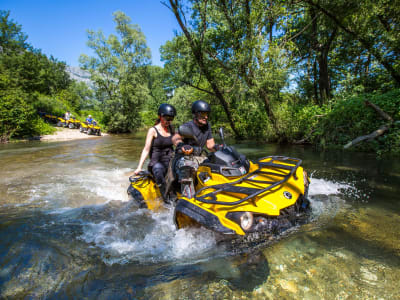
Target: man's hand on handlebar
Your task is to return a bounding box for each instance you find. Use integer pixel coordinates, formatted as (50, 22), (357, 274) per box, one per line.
(177, 142), (194, 155)
(213, 144), (223, 151)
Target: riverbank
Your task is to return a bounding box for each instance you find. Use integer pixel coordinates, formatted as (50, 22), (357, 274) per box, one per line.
(39, 127), (108, 141)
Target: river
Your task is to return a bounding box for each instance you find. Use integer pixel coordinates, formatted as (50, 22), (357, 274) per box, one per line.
(0, 133), (399, 299)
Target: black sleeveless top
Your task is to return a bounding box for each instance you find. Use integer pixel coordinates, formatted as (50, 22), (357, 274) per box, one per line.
(149, 126), (174, 167)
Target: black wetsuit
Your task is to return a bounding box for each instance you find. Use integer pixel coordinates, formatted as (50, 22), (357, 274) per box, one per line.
(149, 126), (174, 186)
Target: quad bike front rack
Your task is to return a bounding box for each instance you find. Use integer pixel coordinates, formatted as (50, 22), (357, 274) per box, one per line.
(194, 156), (302, 206)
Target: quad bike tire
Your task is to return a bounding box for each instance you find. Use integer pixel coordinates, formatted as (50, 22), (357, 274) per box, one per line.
(97, 130), (101, 136)
(79, 127), (84, 133)
(57, 121), (63, 127)
(68, 123), (74, 129)
(87, 128), (93, 135)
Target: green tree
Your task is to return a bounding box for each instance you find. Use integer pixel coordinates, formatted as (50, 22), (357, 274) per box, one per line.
(79, 11), (151, 133)
(0, 69), (33, 141)
(164, 0), (294, 139)
(302, 0), (400, 86)
(0, 10), (74, 141)
(0, 10), (30, 52)
(145, 65), (170, 111)
(69, 81), (96, 110)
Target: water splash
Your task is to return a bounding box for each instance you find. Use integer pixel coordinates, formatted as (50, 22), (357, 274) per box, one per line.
(79, 207), (218, 265)
(76, 173), (369, 265)
(71, 167), (131, 202)
(308, 177), (353, 197)
(4, 167), (132, 209)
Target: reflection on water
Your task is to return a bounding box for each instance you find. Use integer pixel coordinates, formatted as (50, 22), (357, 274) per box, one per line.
(0, 134), (399, 298)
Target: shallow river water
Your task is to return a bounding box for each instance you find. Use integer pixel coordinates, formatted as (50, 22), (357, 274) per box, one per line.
(0, 134), (399, 299)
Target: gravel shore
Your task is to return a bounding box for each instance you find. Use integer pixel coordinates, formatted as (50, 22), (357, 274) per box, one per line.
(40, 127), (107, 141)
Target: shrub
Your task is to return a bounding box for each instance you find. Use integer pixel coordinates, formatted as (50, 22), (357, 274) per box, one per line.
(316, 89), (400, 154)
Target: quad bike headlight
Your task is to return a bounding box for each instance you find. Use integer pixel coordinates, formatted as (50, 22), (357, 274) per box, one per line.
(226, 211), (255, 232)
(240, 212), (254, 231)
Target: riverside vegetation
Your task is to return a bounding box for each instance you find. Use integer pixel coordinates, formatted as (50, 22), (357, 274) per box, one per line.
(1, 1), (399, 155)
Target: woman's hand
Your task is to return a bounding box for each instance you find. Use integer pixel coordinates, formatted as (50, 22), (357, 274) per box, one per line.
(133, 168), (142, 175)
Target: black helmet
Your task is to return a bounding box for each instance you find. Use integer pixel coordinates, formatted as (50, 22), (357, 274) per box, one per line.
(191, 100), (211, 114)
(158, 103), (176, 117)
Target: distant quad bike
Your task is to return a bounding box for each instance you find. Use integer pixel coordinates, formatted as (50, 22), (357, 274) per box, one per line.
(67, 117), (81, 129)
(88, 122), (101, 136)
(80, 122), (101, 136)
(58, 117), (80, 129)
(79, 122), (88, 133)
(57, 117), (68, 127)
(44, 114), (58, 124)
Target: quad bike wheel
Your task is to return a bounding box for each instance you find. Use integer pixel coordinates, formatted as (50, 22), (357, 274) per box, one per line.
(68, 123), (74, 129)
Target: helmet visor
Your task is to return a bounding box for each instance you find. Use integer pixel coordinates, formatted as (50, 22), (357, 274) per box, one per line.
(163, 115), (174, 122)
(197, 111), (209, 119)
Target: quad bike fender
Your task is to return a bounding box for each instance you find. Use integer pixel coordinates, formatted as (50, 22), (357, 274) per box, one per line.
(174, 199), (244, 235)
(128, 175), (163, 211)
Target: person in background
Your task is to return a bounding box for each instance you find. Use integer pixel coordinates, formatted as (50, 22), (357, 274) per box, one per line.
(134, 103), (177, 202)
(64, 111), (71, 121)
(86, 115), (93, 124)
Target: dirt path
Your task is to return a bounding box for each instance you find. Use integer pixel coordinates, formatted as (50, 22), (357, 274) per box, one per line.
(40, 127), (108, 141)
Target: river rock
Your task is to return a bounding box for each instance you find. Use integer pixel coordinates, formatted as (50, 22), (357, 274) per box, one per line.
(278, 279), (298, 293)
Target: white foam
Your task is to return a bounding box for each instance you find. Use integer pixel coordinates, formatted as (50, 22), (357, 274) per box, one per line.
(12, 167), (132, 209)
(71, 168), (131, 202)
(79, 209), (217, 265)
(308, 177), (352, 196)
(307, 175), (359, 221)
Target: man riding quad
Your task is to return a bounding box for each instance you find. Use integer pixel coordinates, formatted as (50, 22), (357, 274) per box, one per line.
(169, 100), (221, 199)
(86, 115), (93, 124)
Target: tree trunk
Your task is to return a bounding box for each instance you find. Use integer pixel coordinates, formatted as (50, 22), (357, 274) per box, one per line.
(365, 53), (371, 77)
(310, 7), (319, 103)
(344, 100), (394, 149)
(304, 0), (400, 85)
(313, 58), (319, 103)
(169, 0), (242, 138)
(318, 50), (330, 103)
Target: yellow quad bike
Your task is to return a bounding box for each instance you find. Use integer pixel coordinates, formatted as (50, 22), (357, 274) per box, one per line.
(57, 117), (67, 127)
(127, 128), (311, 237)
(44, 114), (58, 124)
(57, 117), (80, 129)
(80, 122), (101, 136)
(79, 122), (88, 133)
(87, 122), (101, 136)
(66, 117), (81, 129)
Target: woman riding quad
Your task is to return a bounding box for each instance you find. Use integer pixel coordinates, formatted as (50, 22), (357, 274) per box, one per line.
(134, 103), (176, 202)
